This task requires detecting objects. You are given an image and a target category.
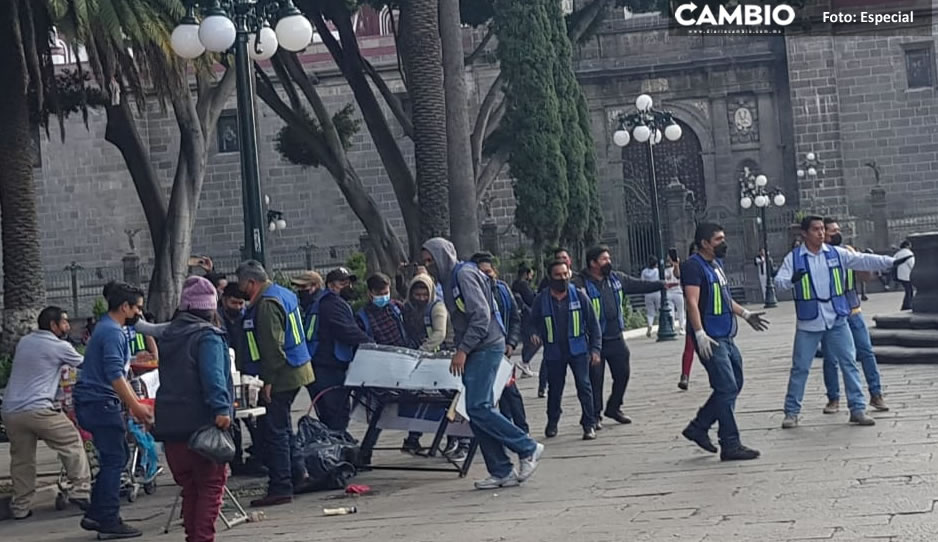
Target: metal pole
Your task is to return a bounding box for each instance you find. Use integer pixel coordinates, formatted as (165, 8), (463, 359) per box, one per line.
(233, 9), (266, 266)
(647, 141), (676, 341)
(761, 205), (779, 307)
(66, 262), (81, 317)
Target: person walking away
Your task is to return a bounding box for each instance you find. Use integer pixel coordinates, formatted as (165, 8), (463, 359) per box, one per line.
(236, 260), (314, 507)
(529, 260), (601, 440)
(422, 238), (544, 490)
(73, 282), (153, 539)
(641, 256), (662, 337)
(681, 223), (769, 461)
(154, 277), (233, 542)
(665, 254), (685, 333)
(679, 244), (698, 391)
(893, 240), (915, 310)
(302, 268), (370, 434)
(3, 307), (91, 520)
(774, 216), (895, 429)
(473, 253), (529, 435)
(577, 246), (665, 429)
(511, 264), (538, 378)
(821, 219), (890, 414)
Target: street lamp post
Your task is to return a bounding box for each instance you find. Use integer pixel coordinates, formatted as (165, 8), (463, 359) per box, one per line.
(797, 152), (828, 216)
(171, 1), (313, 266)
(739, 170), (786, 308)
(613, 94), (683, 342)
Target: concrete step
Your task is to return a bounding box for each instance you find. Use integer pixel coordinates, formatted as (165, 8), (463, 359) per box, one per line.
(872, 312), (938, 331)
(874, 345), (938, 365)
(870, 329), (938, 348)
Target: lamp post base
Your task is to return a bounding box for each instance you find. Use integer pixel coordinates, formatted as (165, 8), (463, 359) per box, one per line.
(763, 285), (778, 308)
(656, 291), (678, 342)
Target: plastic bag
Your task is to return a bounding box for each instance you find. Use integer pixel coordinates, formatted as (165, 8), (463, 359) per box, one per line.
(292, 416), (359, 492)
(188, 425), (235, 464)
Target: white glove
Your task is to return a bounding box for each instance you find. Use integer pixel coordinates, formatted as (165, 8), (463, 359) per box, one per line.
(695, 329), (719, 361)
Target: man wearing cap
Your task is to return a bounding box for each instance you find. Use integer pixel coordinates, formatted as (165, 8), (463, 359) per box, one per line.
(236, 260), (314, 508)
(303, 268), (371, 432)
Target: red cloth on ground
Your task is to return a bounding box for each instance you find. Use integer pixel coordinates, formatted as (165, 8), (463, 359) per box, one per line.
(165, 442), (229, 542)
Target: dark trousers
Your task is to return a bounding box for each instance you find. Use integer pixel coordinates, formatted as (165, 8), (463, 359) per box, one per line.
(546, 355), (596, 429)
(589, 336), (631, 418)
(165, 442), (228, 542)
(899, 279), (914, 310)
(498, 382), (529, 433)
(689, 338), (743, 448)
(306, 365), (350, 432)
(264, 389), (298, 497)
(75, 399), (127, 528)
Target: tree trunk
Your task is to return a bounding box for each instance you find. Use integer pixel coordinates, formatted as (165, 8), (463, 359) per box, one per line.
(440, 0), (479, 257)
(0, 1), (45, 354)
(399, 0), (450, 243)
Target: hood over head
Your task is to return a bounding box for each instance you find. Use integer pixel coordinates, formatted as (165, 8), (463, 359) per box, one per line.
(408, 273), (437, 304)
(422, 237), (458, 287)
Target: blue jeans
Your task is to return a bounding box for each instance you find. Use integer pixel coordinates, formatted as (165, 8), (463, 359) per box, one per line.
(822, 313), (882, 400)
(76, 399), (128, 527)
(690, 338), (743, 448)
(264, 388), (298, 497)
(545, 355), (596, 429)
(463, 346), (538, 478)
(785, 318), (866, 416)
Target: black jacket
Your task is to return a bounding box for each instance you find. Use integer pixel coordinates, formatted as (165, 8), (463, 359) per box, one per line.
(312, 291), (370, 369)
(493, 279), (521, 350)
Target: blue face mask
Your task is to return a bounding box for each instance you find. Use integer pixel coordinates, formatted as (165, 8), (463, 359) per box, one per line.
(373, 294), (391, 308)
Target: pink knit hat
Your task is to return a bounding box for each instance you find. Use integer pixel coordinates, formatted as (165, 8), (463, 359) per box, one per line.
(179, 276), (218, 311)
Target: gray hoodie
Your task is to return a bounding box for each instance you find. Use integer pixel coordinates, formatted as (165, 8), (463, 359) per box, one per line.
(422, 238), (505, 354)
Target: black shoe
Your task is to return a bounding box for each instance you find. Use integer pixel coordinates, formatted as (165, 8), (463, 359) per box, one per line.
(682, 425), (718, 453)
(69, 497), (91, 511)
(720, 445), (761, 461)
(96, 522), (142, 540)
(678, 375), (689, 391)
(582, 427), (597, 440)
(594, 419), (603, 431)
(401, 438), (423, 455)
(545, 425), (558, 438)
(537, 388), (546, 399)
(81, 517), (103, 531)
(604, 410), (632, 425)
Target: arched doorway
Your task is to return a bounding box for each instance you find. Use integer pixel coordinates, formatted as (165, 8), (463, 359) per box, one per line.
(620, 119), (706, 273)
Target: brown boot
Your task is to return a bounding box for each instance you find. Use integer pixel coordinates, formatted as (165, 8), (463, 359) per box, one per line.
(822, 399), (839, 414)
(870, 395), (890, 412)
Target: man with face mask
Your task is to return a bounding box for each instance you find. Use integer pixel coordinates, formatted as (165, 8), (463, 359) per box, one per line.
(304, 268), (370, 433)
(576, 245), (665, 428)
(775, 217), (894, 430)
(681, 223), (769, 461)
(820, 218), (889, 414)
(356, 273), (409, 347)
(74, 282), (153, 538)
(3, 307), (91, 520)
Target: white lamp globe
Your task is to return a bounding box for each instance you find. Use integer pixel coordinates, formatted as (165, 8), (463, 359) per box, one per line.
(774, 193), (786, 207)
(633, 125), (651, 143)
(740, 196), (753, 209)
(249, 24), (278, 60)
(807, 167), (817, 177)
(797, 169), (805, 178)
(613, 130), (630, 147)
(664, 123), (682, 141)
(171, 22), (205, 59)
(276, 218), (287, 230)
(276, 13), (313, 52)
(755, 174), (768, 187)
(199, 12), (236, 53)
(755, 194), (769, 207)
(268, 221), (277, 232)
(635, 94), (653, 112)
(806, 152), (816, 161)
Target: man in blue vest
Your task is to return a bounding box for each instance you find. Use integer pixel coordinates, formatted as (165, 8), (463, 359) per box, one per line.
(821, 218), (890, 414)
(681, 223), (769, 461)
(529, 259), (602, 440)
(302, 267), (370, 433)
(422, 238), (544, 490)
(236, 260), (314, 507)
(774, 216), (895, 429)
(576, 245), (665, 428)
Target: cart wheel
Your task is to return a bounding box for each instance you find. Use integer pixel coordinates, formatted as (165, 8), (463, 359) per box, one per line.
(144, 481), (156, 495)
(128, 485), (139, 503)
(55, 492), (68, 511)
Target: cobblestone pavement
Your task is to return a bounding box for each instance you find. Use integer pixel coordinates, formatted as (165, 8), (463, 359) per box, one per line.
(3, 291), (937, 542)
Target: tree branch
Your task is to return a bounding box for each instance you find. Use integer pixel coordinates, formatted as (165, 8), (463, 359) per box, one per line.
(280, 51), (347, 163)
(471, 73), (503, 176)
(484, 98), (505, 140)
(464, 24), (494, 66)
(476, 146), (509, 202)
(269, 55), (303, 112)
(568, 0), (613, 43)
(196, 66), (236, 145)
(362, 56), (413, 138)
(307, 6), (345, 66)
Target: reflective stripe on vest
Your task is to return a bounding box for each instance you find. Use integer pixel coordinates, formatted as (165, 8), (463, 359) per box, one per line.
(690, 254), (735, 338)
(712, 283), (723, 315)
(584, 274), (625, 333)
(130, 332), (146, 355)
(243, 284), (310, 368)
(791, 246), (851, 320)
(541, 284), (588, 357)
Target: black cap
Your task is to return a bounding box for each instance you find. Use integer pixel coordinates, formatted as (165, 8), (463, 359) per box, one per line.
(325, 267), (357, 284)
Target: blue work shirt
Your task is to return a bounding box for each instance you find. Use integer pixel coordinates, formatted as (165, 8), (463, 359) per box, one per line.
(774, 244), (893, 332)
(73, 315), (130, 403)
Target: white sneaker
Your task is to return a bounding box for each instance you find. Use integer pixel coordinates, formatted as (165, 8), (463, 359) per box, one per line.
(517, 363), (537, 378)
(474, 470), (520, 490)
(518, 442), (545, 482)
(781, 415), (799, 429)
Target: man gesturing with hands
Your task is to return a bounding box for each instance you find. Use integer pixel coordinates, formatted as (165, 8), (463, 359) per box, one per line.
(680, 223), (769, 462)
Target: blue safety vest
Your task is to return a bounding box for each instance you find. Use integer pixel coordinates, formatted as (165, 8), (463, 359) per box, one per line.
(242, 284), (310, 375)
(357, 303), (407, 345)
(792, 246), (851, 321)
(583, 274), (625, 333)
(128, 328), (148, 356)
(540, 284), (588, 360)
(302, 290), (356, 363)
(690, 254), (736, 339)
(451, 262), (506, 336)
